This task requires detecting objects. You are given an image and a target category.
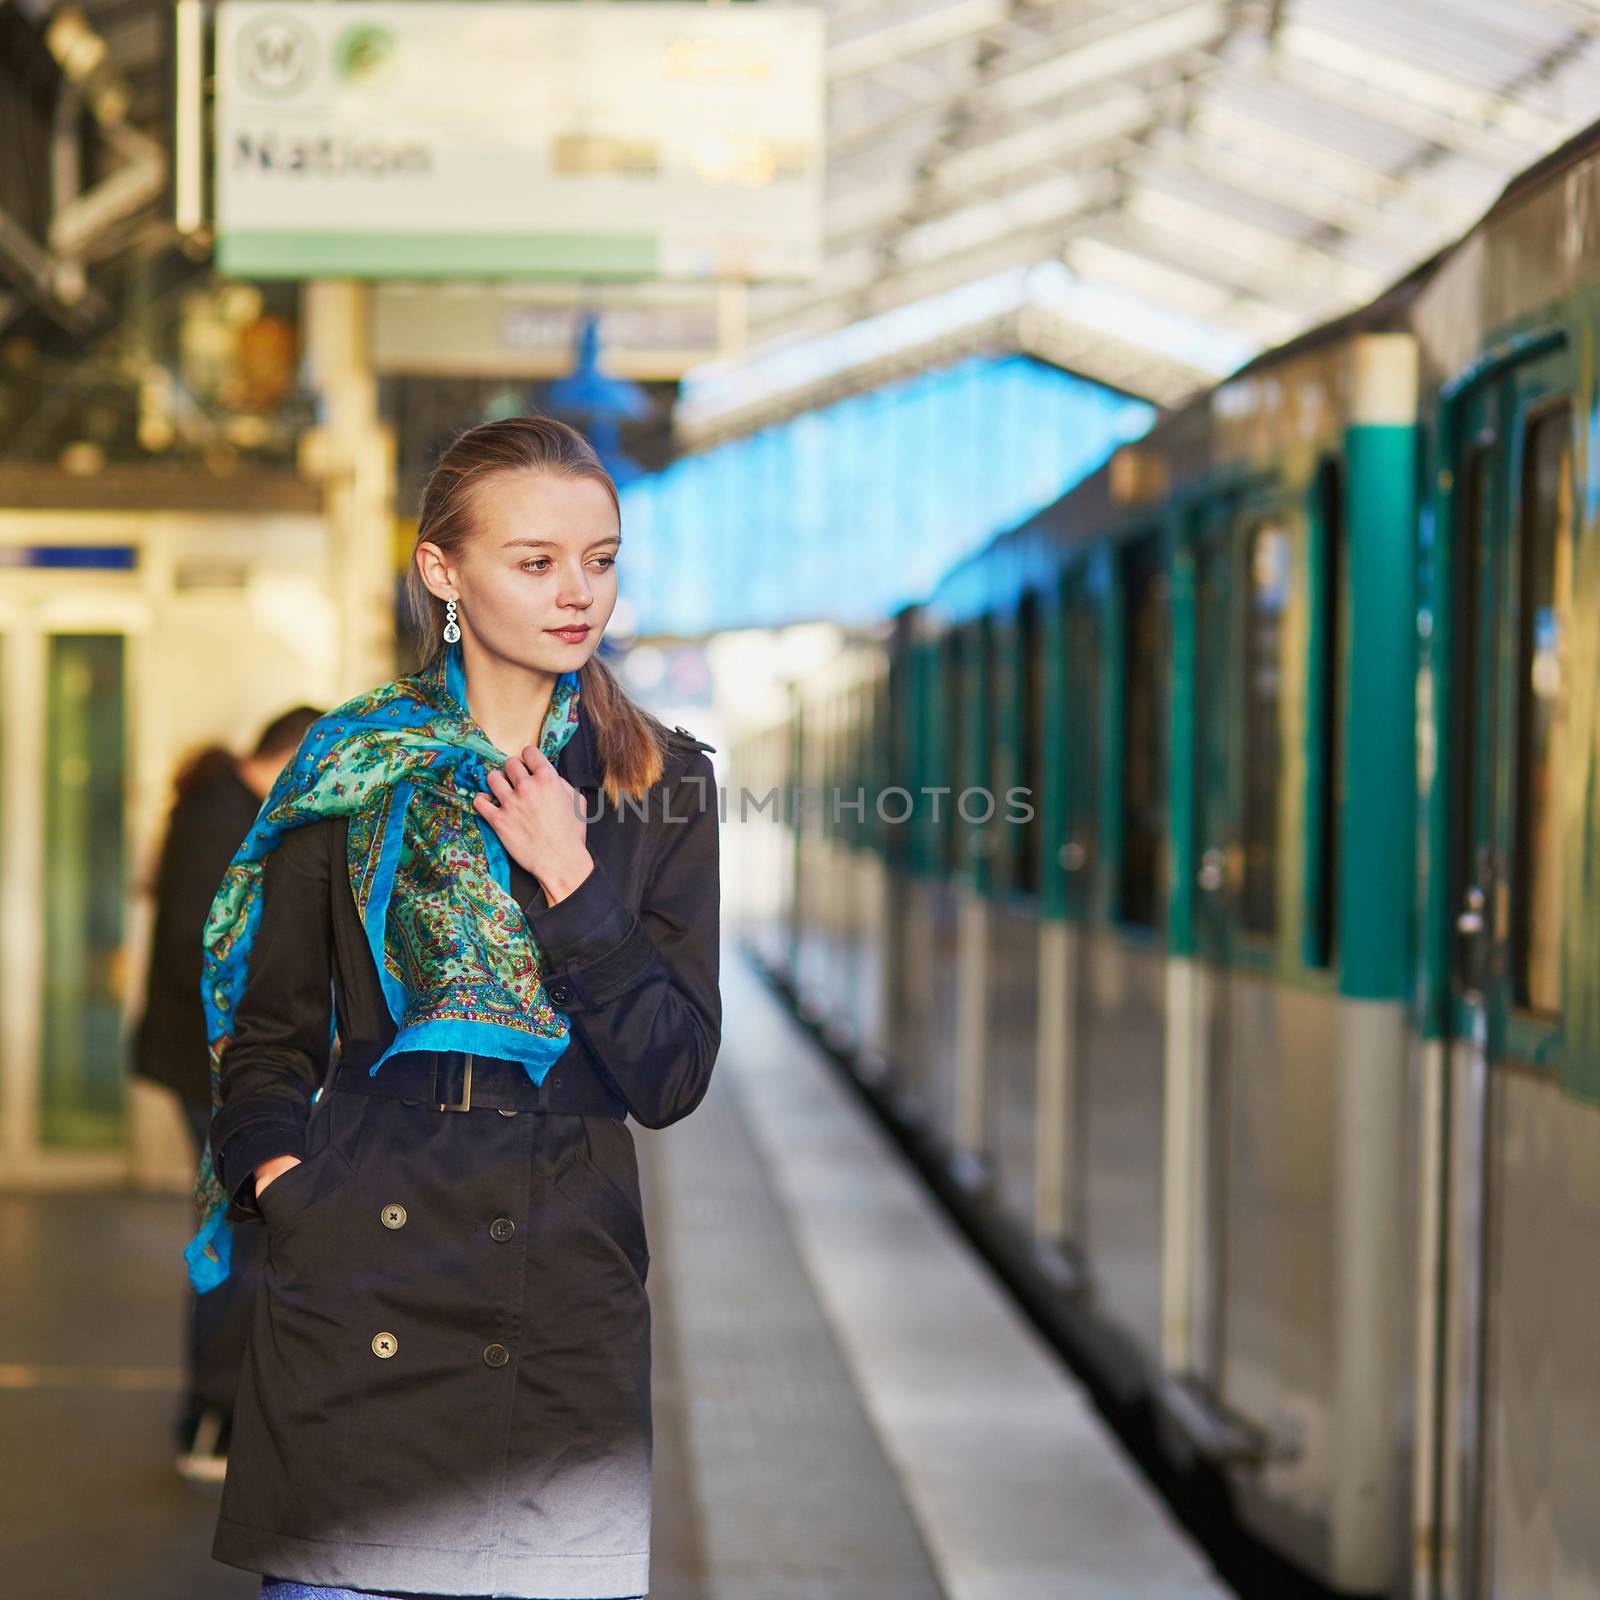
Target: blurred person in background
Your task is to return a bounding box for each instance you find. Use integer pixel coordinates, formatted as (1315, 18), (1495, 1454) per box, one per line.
(131, 703), (324, 1485)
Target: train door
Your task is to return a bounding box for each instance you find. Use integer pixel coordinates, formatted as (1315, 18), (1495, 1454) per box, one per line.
(1188, 501), (1240, 1390)
(1440, 344), (1585, 1599)
(1040, 567), (1100, 1244)
(1061, 570), (1100, 919)
(1, 509), (340, 1188)
(0, 582), (137, 1180)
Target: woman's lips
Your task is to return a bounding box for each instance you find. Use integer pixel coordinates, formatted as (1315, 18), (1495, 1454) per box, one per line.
(547, 625), (590, 642)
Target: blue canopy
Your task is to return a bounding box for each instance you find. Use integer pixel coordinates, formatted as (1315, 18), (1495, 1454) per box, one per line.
(617, 354), (1152, 638)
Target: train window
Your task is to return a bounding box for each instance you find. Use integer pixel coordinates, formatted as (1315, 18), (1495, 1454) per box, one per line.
(1065, 581), (1100, 893)
(1015, 590), (1044, 895)
(1310, 457), (1345, 967)
(819, 698), (833, 839)
(1241, 517), (1289, 938)
(830, 693), (845, 840)
(975, 613), (996, 874)
(1512, 400), (1572, 1017)
(859, 679), (874, 847)
(1118, 536), (1169, 928)
(941, 629), (965, 871)
(817, 703), (829, 838)
(1451, 445), (1491, 977)
(902, 641), (933, 871)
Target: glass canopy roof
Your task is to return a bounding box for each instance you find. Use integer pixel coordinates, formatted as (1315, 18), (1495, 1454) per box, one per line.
(617, 352), (1152, 638)
(677, 0), (1600, 442)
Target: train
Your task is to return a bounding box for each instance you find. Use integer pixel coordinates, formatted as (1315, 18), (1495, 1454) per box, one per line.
(732, 116), (1600, 1600)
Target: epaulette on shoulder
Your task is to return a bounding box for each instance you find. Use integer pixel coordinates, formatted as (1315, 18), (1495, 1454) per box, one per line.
(665, 723), (716, 755)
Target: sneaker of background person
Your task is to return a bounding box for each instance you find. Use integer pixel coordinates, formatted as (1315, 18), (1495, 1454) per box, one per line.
(175, 1405), (230, 1486)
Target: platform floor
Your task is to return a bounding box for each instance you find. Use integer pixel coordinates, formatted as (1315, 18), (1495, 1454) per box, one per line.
(0, 951), (1229, 1600)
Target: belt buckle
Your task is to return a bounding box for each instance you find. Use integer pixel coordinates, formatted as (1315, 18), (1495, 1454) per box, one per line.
(433, 1053), (474, 1113)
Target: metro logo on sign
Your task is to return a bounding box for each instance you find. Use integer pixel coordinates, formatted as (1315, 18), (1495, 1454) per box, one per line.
(237, 11), (317, 94)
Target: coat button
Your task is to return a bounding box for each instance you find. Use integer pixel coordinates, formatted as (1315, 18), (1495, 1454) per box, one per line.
(498, 1108), (518, 1117)
(372, 1332), (398, 1359)
(483, 1343), (510, 1368)
(490, 1217), (516, 1242)
(548, 981), (572, 1005)
(381, 1204), (407, 1229)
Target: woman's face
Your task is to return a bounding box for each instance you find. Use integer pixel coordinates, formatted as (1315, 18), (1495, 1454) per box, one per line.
(421, 468), (620, 677)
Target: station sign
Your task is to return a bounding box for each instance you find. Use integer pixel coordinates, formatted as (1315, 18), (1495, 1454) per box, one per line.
(214, 1), (825, 281)
(369, 282), (722, 379)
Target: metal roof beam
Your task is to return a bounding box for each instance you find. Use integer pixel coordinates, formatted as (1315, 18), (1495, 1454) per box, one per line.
(1268, 36), (1555, 168)
(971, 0), (1233, 115)
(828, 0), (1007, 83)
(679, 272), (1231, 445)
(890, 170), (1109, 266)
(1118, 187), (1386, 309)
(1018, 314), (1221, 405)
(1189, 100), (1474, 231)
(1131, 137), (1449, 268)
(826, 173), (927, 247)
(774, 4), (1247, 351)
(750, 193), (1126, 347)
(829, 68), (984, 159)
(917, 85), (1154, 198)
(1064, 232), (1305, 343)
(829, 0), (1228, 156)
(1279, 17), (1575, 147)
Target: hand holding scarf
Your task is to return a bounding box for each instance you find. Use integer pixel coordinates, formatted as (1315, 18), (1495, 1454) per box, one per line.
(183, 641), (582, 1292)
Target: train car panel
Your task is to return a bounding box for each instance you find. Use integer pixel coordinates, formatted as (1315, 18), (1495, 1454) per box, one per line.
(1477, 1070), (1600, 1595)
(897, 877), (962, 1147)
(1079, 931), (1170, 1376)
(1413, 165), (1600, 1590)
(985, 899), (1041, 1224)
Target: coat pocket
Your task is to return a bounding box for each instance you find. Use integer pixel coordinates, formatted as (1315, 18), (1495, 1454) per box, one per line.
(547, 1119), (650, 1286)
(579, 1119), (646, 1230)
(257, 1091), (365, 1250)
(257, 1142), (356, 1246)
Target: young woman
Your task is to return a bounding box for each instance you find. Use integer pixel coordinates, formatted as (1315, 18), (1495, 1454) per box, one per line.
(183, 415), (722, 1600)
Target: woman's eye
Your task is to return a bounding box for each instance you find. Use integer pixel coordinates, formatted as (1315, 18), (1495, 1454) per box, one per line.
(518, 556), (616, 573)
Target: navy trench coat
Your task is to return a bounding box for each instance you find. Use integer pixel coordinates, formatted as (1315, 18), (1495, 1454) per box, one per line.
(206, 705), (721, 1599)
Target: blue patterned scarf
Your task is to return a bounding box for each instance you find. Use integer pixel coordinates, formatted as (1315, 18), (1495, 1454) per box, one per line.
(184, 640), (581, 1292)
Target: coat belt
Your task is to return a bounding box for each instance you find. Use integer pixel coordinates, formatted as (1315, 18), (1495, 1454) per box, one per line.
(329, 1045), (626, 1119)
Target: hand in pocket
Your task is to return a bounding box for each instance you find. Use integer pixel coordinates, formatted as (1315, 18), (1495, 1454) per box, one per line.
(255, 1155), (303, 1200)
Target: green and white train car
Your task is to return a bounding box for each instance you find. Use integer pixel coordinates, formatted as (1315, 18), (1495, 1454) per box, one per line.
(1409, 127), (1600, 1600)
(736, 119), (1600, 1599)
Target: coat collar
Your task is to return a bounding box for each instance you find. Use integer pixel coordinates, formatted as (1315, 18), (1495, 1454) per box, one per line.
(557, 696), (601, 790)
(555, 700), (709, 792)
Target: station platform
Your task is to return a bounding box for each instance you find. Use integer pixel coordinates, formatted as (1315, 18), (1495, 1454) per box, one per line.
(0, 950), (1229, 1600)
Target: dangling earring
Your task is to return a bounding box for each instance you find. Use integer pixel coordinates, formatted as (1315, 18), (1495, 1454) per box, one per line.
(443, 597), (461, 643)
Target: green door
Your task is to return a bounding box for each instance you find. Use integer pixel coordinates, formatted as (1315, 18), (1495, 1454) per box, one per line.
(1448, 348), (1570, 1062)
(1060, 570), (1100, 919)
(1444, 343), (1572, 1598)
(1189, 499), (1239, 1388)
(41, 633), (129, 1149)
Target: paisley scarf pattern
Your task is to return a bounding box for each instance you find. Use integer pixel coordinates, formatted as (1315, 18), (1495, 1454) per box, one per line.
(183, 640), (581, 1292)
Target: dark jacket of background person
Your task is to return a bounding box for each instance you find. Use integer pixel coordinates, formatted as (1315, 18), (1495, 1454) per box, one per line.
(132, 752), (263, 1104)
